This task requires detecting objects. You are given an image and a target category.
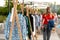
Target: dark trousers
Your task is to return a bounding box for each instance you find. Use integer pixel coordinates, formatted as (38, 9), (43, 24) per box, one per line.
(43, 25), (51, 40)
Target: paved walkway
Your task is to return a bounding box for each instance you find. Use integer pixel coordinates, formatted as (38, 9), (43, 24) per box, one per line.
(0, 34), (5, 40)
(0, 32), (60, 40)
(37, 32), (60, 40)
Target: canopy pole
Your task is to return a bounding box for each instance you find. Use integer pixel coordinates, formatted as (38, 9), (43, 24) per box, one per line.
(9, 0), (23, 40)
(20, 3), (24, 15)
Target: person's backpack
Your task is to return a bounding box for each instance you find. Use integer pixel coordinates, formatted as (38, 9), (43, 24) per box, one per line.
(48, 20), (54, 30)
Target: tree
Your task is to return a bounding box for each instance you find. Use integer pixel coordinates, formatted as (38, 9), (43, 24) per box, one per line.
(0, 0), (13, 15)
(57, 8), (60, 15)
(0, 0), (13, 22)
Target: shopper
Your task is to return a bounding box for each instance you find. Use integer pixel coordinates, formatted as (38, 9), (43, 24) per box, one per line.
(42, 7), (55, 40)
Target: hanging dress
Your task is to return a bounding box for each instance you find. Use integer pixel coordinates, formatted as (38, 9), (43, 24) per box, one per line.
(5, 13), (27, 40)
(24, 16), (31, 39)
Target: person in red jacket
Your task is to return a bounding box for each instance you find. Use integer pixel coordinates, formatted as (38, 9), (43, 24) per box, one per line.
(42, 7), (54, 40)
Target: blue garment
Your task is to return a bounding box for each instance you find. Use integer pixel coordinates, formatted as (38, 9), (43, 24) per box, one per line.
(18, 14), (27, 40)
(35, 15), (40, 27)
(48, 20), (54, 30)
(5, 13), (27, 40)
(4, 13), (11, 40)
(35, 15), (38, 27)
(24, 16), (31, 39)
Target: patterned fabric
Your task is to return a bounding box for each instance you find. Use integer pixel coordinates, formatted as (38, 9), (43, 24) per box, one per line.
(18, 14), (27, 40)
(4, 13), (27, 40)
(24, 16), (31, 39)
(4, 13), (11, 40)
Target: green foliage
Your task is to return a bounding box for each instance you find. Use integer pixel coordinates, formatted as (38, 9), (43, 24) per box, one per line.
(0, 15), (6, 23)
(57, 8), (60, 15)
(17, 5), (21, 10)
(5, 0), (8, 6)
(0, 7), (9, 15)
(0, 0), (13, 22)
(39, 9), (45, 13)
(0, 0), (13, 16)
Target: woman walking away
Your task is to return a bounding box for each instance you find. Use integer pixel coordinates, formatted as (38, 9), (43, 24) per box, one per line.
(42, 7), (55, 40)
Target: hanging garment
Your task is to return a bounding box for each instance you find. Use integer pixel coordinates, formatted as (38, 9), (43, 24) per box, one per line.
(35, 15), (38, 27)
(18, 14), (27, 40)
(10, 8), (14, 22)
(40, 15), (42, 27)
(29, 14), (34, 32)
(37, 15), (40, 27)
(35, 15), (39, 28)
(5, 13), (27, 40)
(4, 13), (11, 40)
(31, 15), (36, 35)
(24, 16), (31, 39)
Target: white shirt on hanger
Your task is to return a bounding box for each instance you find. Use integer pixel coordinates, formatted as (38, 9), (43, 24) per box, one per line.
(10, 7), (14, 22)
(31, 15), (36, 36)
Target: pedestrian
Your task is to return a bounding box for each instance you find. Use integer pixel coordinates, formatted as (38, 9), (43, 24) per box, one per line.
(53, 12), (58, 26)
(41, 7), (55, 40)
(51, 12), (58, 32)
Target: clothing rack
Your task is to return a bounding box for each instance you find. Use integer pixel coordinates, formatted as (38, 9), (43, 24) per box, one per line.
(9, 0), (39, 40)
(26, 6), (39, 40)
(26, 7), (34, 40)
(9, 0), (23, 40)
(20, 2), (36, 40)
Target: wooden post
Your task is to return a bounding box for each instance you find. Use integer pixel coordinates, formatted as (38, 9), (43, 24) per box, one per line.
(9, 12), (15, 40)
(26, 7), (29, 16)
(9, 0), (23, 40)
(14, 0), (23, 40)
(20, 3), (24, 15)
(30, 8), (32, 14)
